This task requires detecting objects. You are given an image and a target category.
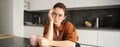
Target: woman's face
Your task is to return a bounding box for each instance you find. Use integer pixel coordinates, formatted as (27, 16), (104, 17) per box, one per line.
(52, 7), (66, 26)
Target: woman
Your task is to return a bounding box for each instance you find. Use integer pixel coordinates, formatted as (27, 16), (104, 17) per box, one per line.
(30, 2), (78, 47)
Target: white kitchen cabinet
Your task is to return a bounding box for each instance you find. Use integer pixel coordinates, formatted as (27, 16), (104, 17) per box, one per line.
(29, 0), (57, 10)
(56, 0), (76, 8)
(29, 0), (120, 10)
(24, 0), (30, 10)
(29, 0), (76, 10)
(24, 26), (44, 38)
(29, 0), (99, 10)
(81, 45), (94, 47)
(99, 0), (120, 6)
(77, 30), (98, 46)
(75, 0), (99, 7)
(98, 30), (120, 47)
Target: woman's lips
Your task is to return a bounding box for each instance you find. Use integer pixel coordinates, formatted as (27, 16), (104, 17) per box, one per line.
(54, 20), (58, 22)
(54, 21), (58, 23)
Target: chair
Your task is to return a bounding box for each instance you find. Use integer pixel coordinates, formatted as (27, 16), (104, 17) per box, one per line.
(76, 43), (81, 47)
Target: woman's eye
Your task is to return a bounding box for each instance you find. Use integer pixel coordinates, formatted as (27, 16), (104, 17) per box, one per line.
(59, 14), (62, 17)
(52, 12), (56, 15)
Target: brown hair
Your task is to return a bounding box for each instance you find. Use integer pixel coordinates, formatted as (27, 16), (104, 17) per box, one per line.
(45, 3), (68, 25)
(53, 2), (67, 16)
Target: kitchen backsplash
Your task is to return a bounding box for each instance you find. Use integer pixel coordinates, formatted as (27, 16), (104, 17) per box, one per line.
(24, 7), (120, 29)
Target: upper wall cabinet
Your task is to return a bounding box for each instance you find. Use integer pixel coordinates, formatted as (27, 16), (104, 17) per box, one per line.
(56, 0), (76, 8)
(99, 0), (120, 6)
(24, 0), (30, 10)
(29, 0), (76, 10)
(29, 0), (120, 10)
(29, 0), (57, 10)
(75, 0), (99, 7)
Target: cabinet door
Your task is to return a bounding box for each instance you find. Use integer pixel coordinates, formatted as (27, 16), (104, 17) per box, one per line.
(77, 30), (98, 45)
(24, 0), (29, 10)
(56, 0), (76, 8)
(75, 0), (99, 7)
(98, 30), (120, 47)
(24, 26), (44, 38)
(99, 0), (120, 6)
(29, 0), (57, 10)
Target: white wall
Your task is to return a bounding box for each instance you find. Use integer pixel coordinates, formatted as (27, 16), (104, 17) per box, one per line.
(0, 0), (24, 37)
(0, 0), (13, 35)
(13, 0), (24, 37)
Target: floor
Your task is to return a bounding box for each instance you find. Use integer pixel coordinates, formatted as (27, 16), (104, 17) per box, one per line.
(0, 34), (14, 39)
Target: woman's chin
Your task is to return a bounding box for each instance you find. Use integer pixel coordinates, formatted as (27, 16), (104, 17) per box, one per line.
(54, 23), (58, 25)
(54, 22), (59, 25)
(54, 22), (61, 27)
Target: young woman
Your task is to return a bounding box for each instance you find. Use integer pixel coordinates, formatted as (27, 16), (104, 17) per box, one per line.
(30, 2), (78, 47)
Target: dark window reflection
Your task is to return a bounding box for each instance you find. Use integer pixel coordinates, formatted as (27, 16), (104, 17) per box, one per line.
(32, 15), (39, 24)
(102, 14), (113, 28)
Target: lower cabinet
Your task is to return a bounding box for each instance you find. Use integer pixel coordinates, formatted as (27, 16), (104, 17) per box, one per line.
(98, 30), (120, 47)
(77, 30), (98, 46)
(24, 26), (44, 38)
(77, 30), (120, 47)
(24, 27), (120, 47)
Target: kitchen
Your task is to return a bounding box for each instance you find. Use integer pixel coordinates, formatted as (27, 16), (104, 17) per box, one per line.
(0, 0), (120, 47)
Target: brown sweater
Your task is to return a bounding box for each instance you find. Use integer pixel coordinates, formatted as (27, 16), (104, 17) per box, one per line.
(43, 21), (78, 43)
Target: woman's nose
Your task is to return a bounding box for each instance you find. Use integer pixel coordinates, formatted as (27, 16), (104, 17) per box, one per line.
(55, 15), (59, 19)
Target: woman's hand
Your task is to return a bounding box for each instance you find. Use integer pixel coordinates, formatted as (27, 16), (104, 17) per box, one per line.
(37, 36), (51, 46)
(48, 9), (54, 23)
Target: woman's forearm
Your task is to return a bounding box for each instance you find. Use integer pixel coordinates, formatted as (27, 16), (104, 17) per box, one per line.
(47, 22), (54, 40)
(50, 40), (76, 47)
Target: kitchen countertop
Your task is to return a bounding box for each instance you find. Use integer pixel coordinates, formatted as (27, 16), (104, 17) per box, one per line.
(24, 25), (120, 31)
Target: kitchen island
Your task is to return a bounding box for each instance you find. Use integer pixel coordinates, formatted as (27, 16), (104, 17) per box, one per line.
(24, 25), (120, 47)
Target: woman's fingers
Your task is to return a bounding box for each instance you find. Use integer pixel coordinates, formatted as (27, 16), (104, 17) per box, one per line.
(37, 36), (42, 45)
(48, 9), (54, 22)
(37, 36), (42, 42)
(49, 9), (54, 15)
(37, 36), (50, 46)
